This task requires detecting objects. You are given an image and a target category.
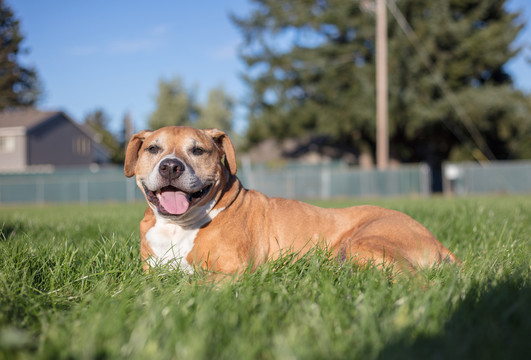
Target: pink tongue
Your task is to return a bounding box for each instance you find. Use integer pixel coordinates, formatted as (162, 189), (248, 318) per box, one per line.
(159, 191), (190, 215)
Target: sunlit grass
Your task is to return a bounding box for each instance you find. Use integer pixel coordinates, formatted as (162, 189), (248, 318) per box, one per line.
(0, 196), (530, 359)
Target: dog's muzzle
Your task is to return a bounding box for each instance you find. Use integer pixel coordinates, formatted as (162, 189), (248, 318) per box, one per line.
(142, 158), (213, 216)
(143, 183), (213, 217)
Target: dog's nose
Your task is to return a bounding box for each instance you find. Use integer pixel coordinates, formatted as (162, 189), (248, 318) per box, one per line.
(159, 158), (185, 179)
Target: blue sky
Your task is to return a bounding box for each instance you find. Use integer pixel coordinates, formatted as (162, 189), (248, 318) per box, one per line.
(9, 0), (531, 135)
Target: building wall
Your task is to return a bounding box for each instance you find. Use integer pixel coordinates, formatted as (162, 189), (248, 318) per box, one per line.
(27, 114), (98, 166)
(0, 127), (27, 172)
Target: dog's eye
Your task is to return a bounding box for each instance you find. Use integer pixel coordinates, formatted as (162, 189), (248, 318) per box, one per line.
(146, 145), (161, 154)
(192, 147), (205, 156)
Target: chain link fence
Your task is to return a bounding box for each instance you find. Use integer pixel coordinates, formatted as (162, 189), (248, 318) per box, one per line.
(0, 167), (143, 204)
(0, 162), (433, 205)
(443, 160), (531, 195)
(239, 162), (430, 199)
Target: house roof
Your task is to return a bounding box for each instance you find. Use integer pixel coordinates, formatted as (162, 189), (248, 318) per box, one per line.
(0, 109), (61, 129)
(0, 108), (111, 158)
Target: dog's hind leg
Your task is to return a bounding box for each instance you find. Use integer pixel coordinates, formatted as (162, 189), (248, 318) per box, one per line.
(335, 235), (415, 273)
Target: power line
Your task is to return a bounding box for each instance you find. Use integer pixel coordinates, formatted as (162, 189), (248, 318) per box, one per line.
(240, 0), (498, 163)
(386, 0), (496, 162)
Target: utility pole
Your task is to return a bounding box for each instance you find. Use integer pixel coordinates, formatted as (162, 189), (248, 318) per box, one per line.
(376, 0), (389, 169)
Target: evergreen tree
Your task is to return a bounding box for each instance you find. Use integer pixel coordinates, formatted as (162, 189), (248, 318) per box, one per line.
(386, 0), (530, 165)
(83, 109), (122, 163)
(149, 77), (235, 133)
(0, 0), (41, 110)
(233, 0), (531, 185)
(196, 86), (235, 132)
(233, 0), (377, 152)
(148, 77), (199, 130)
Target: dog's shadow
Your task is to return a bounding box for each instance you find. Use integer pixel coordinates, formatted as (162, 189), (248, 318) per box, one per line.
(378, 275), (531, 359)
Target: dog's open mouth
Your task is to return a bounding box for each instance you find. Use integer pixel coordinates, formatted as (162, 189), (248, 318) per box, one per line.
(143, 184), (212, 216)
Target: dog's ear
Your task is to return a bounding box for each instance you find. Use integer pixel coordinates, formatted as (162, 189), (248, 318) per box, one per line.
(124, 130), (152, 177)
(204, 128), (237, 176)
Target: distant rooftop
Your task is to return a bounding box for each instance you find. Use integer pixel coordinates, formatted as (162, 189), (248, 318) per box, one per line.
(0, 109), (61, 129)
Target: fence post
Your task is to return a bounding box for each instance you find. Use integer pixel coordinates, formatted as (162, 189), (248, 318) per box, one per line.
(80, 179), (88, 204)
(286, 171), (294, 199)
(360, 170), (370, 197)
(320, 166), (331, 199)
(420, 163), (431, 196)
(241, 155), (255, 190)
(126, 178), (136, 203)
(37, 179), (45, 204)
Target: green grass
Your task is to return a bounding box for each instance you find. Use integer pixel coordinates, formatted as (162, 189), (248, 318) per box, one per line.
(0, 196), (530, 359)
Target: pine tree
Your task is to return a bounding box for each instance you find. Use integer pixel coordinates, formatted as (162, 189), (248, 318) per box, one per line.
(196, 86), (235, 132)
(386, 0), (530, 163)
(83, 109), (122, 163)
(233, 0), (531, 185)
(233, 0), (377, 152)
(148, 77), (199, 130)
(0, 0), (40, 110)
(148, 78), (236, 134)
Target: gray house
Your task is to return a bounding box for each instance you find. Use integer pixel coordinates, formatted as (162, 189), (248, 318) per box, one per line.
(0, 109), (110, 172)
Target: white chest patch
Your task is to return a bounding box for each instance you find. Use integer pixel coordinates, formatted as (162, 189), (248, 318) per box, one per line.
(145, 204), (224, 273)
(145, 221), (198, 273)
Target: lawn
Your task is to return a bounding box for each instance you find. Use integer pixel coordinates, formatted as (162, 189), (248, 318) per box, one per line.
(0, 196), (530, 359)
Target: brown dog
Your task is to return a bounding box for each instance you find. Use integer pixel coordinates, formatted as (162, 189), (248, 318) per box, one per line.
(124, 126), (458, 277)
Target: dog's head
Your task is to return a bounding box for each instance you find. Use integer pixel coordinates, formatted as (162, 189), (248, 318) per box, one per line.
(124, 126), (236, 221)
